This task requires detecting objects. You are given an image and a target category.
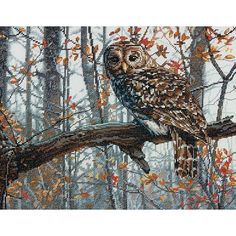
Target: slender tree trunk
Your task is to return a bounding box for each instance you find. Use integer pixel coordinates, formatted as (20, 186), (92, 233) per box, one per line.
(81, 27), (101, 124)
(0, 27), (10, 106)
(81, 27), (116, 209)
(43, 27), (62, 208)
(190, 27), (207, 107)
(0, 27), (10, 209)
(43, 27), (61, 135)
(25, 27), (32, 138)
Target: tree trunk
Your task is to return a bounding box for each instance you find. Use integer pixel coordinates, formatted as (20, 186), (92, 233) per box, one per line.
(25, 27), (32, 138)
(81, 27), (101, 124)
(43, 27), (61, 135)
(0, 27), (10, 106)
(190, 27), (207, 107)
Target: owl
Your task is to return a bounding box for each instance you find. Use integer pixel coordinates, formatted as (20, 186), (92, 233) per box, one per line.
(104, 41), (208, 178)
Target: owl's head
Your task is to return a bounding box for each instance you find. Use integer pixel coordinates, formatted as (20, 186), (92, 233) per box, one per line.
(104, 41), (157, 77)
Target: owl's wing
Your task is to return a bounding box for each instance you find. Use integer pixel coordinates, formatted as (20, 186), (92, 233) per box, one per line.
(131, 68), (207, 141)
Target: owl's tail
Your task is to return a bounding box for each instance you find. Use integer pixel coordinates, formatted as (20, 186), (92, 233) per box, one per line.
(171, 128), (198, 178)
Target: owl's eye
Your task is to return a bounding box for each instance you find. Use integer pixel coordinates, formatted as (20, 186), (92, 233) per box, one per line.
(129, 54), (139, 62)
(109, 56), (120, 64)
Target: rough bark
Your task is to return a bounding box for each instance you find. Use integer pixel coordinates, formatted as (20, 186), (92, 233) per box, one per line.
(190, 27), (207, 107)
(43, 27), (61, 135)
(25, 27), (32, 138)
(0, 27), (10, 106)
(8, 117), (236, 174)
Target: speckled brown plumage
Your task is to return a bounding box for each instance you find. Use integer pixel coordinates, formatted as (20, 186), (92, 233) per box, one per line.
(104, 41), (208, 178)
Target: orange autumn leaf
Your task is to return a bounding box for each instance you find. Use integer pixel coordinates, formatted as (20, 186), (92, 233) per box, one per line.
(85, 203), (94, 208)
(114, 27), (121, 34)
(134, 27), (142, 34)
(181, 33), (190, 41)
(71, 102), (76, 110)
(228, 181), (236, 187)
(10, 77), (18, 84)
(18, 27), (26, 33)
(15, 127), (23, 133)
(195, 194), (203, 202)
(187, 179), (194, 187)
(73, 54), (79, 61)
(109, 31), (115, 36)
(63, 57), (69, 66)
(55, 56), (63, 64)
(65, 95), (72, 104)
(147, 173), (158, 181)
(20, 67), (33, 77)
(139, 37), (154, 49)
(80, 192), (90, 198)
(84, 45), (90, 55)
(93, 45), (99, 54)
(178, 182), (186, 189)
(118, 162), (128, 170)
(112, 175), (119, 186)
(159, 179), (166, 186)
(119, 36), (128, 41)
(42, 39), (47, 48)
(169, 186), (179, 192)
(160, 194), (167, 202)
(140, 173), (158, 186)
(27, 59), (36, 65)
(99, 172), (108, 181)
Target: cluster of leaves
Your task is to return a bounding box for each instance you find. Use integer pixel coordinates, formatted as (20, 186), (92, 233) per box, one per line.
(0, 106), (24, 144)
(137, 147), (235, 209)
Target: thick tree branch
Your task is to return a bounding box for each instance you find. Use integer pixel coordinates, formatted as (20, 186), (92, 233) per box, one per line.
(14, 116), (236, 175)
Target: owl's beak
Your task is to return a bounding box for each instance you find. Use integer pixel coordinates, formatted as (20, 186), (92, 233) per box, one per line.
(121, 62), (128, 73)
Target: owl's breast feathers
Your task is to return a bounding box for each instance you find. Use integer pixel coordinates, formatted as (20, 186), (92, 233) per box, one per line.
(110, 67), (207, 142)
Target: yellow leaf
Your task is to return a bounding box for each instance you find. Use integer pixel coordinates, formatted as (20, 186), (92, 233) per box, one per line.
(224, 54), (235, 60)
